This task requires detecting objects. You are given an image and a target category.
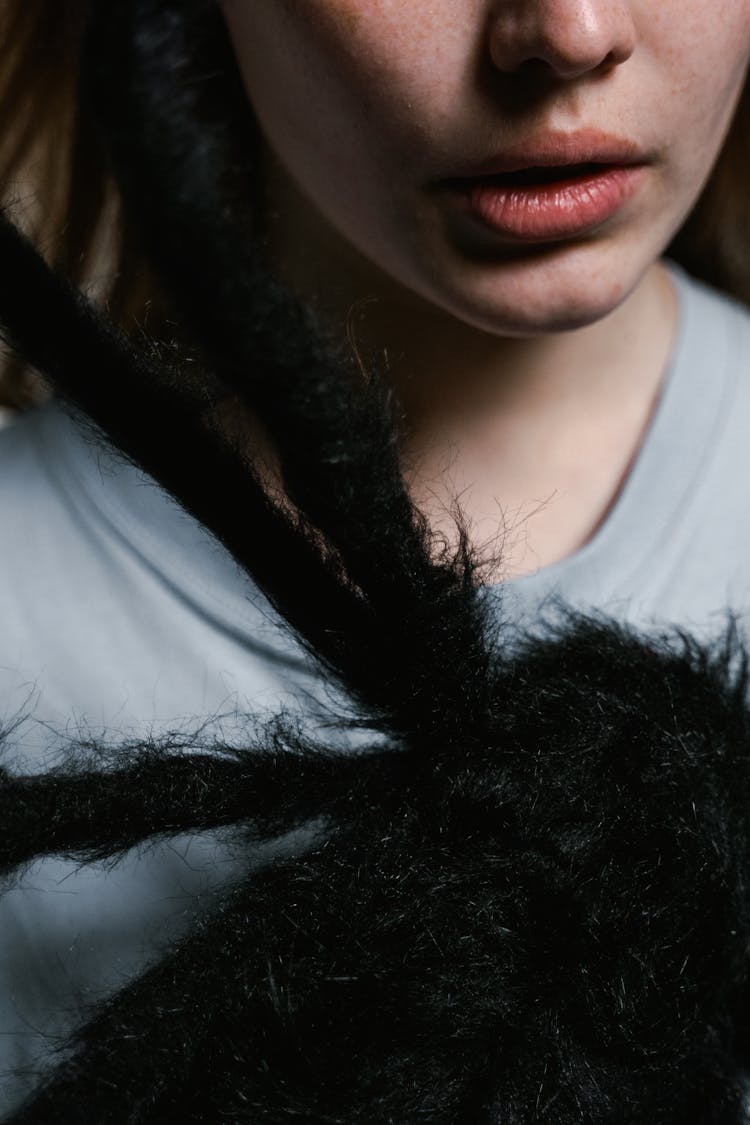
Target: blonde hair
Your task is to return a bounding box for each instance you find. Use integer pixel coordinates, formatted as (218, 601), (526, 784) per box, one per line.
(1, 0), (749, 408)
(0, 0), (160, 407)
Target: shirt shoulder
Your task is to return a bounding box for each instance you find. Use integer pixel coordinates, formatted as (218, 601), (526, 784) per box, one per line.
(0, 404), (94, 647)
(491, 266), (750, 638)
(599, 266), (750, 631)
(0, 402), (314, 768)
(0, 402), (69, 529)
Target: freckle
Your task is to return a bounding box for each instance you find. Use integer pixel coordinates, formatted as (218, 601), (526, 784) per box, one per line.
(333, 2), (364, 38)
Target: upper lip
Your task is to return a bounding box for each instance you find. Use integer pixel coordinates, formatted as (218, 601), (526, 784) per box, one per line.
(441, 129), (647, 181)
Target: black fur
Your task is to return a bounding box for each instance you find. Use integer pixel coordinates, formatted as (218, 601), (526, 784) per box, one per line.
(0, 1), (749, 1121)
(5, 616), (750, 1123)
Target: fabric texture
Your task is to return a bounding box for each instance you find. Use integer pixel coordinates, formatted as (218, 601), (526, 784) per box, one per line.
(0, 259), (748, 1114)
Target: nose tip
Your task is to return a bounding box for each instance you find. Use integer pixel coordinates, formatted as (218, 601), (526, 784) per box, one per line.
(488, 1), (636, 82)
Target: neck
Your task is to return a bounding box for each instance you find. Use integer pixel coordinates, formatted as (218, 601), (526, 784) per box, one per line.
(339, 260), (676, 441)
(261, 159), (679, 581)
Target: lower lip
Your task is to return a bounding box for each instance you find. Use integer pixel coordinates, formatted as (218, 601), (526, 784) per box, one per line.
(446, 165), (646, 242)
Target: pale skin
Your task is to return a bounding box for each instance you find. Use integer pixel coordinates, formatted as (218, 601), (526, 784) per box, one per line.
(219, 0), (750, 580)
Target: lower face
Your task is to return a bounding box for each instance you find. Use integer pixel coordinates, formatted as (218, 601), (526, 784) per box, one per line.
(219, 0), (750, 338)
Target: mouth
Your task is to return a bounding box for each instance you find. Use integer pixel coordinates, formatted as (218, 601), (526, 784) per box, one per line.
(441, 160), (647, 243)
(435, 128), (649, 243)
(468, 161), (618, 188)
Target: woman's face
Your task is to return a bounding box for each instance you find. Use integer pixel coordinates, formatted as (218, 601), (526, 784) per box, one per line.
(220, 0), (750, 337)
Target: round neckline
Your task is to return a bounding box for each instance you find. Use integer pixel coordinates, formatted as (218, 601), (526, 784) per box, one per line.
(492, 260), (736, 601)
(31, 260), (734, 637)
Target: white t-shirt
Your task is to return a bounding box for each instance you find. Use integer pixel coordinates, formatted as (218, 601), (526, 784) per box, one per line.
(1, 260), (749, 1113)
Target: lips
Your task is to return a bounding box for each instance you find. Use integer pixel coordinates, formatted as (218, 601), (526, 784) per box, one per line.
(476, 162), (617, 188)
(438, 131), (648, 243)
(443, 128), (645, 180)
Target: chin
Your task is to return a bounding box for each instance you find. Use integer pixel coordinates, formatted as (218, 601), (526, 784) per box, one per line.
(449, 282), (635, 339)
(432, 236), (655, 337)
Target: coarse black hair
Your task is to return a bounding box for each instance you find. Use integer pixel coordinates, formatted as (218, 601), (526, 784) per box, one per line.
(2, 2), (750, 1121)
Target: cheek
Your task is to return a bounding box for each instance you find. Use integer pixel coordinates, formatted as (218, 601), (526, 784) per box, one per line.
(219, 3), (373, 231)
(219, 0), (459, 256)
(655, 0), (750, 107)
(644, 1), (750, 193)
(220, 0), (464, 162)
